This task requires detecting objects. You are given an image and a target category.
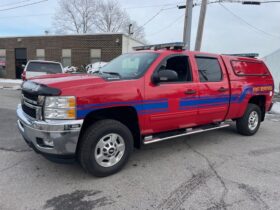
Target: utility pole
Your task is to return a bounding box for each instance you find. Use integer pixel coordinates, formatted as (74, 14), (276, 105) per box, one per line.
(195, 0), (208, 51)
(179, 0), (193, 50)
(178, 0), (264, 50)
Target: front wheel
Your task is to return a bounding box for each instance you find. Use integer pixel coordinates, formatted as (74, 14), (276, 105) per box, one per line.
(78, 119), (133, 177)
(236, 104), (261, 136)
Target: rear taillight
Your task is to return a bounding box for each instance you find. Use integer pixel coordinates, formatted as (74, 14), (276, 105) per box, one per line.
(21, 71), (26, 81)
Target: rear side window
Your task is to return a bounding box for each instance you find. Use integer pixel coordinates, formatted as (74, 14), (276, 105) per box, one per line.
(231, 60), (268, 76)
(26, 62), (62, 74)
(195, 57), (222, 82)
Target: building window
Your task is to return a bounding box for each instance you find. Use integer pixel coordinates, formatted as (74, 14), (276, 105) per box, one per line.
(62, 49), (71, 67)
(36, 49), (45, 60)
(0, 49), (6, 70)
(90, 49), (101, 63)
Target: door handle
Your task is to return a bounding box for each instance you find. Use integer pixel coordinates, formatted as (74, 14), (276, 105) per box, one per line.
(185, 89), (196, 95)
(218, 87), (229, 92)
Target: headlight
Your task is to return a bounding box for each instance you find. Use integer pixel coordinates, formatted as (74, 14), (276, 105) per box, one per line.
(44, 96), (76, 119)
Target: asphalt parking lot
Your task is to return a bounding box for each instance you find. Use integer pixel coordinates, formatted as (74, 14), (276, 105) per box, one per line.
(1, 89), (280, 210)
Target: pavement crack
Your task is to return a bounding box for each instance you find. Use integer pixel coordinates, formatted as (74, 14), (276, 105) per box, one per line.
(185, 142), (229, 210)
(0, 158), (30, 173)
(0, 147), (31, 153)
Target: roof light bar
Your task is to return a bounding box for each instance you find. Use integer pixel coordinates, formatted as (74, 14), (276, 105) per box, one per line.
(223, 53), (259, 58)
(133, 42), (186, 51)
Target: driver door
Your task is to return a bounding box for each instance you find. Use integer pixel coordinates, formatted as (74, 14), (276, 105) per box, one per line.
(143, 54), (199, 134)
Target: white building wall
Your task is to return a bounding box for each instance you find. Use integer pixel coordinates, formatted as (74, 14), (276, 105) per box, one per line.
(263, 49), (280, 93)
(122, 35), (144, 54)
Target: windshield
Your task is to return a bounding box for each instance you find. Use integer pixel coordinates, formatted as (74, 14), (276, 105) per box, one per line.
(100, 52), (159, 79)
(26, 62), (62, 74)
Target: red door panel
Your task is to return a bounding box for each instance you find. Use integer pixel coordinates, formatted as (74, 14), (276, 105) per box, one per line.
(143, 53), (199, 134)
(144, 83), (199, 134)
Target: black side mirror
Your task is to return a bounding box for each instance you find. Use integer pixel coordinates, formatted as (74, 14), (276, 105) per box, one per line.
(152, 69), (178, 83)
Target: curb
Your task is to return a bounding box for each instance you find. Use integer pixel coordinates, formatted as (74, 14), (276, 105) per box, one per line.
(0, 86), (21, 90)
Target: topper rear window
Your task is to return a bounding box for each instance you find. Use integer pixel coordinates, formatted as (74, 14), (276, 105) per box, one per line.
(231, 60), (268, 76)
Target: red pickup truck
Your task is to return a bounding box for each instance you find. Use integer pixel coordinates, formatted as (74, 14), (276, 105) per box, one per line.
(17, 43), (274, 177)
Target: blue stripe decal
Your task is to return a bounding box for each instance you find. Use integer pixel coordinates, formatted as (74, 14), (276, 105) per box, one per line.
(76, 85), (262, 119)
(77, 99), (169, 118)
(77, 98), (168, 109)
(180, 96), (230, 107)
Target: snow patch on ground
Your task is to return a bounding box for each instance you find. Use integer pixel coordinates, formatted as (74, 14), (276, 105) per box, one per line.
(0, 79), (22, 84)
(0, 79), (22, 90)
(270, 102), (280, 114)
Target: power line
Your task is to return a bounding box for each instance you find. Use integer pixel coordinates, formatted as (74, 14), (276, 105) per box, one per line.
(147, 14), (184, 37)
(134, 6), (177, 33)
(0, 0), (32, 7)
(196, 0), (280, 6)
(0, 13), (53, 19)
(124, 2), (184, 10)
(0, 0), (48, 12)
(219, 3), (280, 39)
(261, 1), (280, 3)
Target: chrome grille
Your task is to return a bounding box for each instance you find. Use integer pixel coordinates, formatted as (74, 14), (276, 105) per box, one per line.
(21, 92), (43, 119)
(22, 90), (38, 102)
(22, 102), (37, 118)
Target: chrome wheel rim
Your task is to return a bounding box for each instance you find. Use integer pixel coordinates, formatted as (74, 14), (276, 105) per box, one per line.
(94, 133), (125, 168)
(248, 111), (258, 131)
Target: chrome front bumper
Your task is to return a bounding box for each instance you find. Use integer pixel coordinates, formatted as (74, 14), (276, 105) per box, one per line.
(17, 104), (83, 155)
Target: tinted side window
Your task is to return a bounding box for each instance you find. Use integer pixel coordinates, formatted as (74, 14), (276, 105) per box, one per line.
(195, 57), (222, 82)
(157, 55), (192, 82)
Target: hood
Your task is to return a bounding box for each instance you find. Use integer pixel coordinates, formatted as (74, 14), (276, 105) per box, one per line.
(30, 73), (106, 90)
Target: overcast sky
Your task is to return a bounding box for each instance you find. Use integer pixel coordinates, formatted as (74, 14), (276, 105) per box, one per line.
(0, 0), (280, 57)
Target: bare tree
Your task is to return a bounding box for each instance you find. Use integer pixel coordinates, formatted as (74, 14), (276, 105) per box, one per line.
(53, 0), (97, 34)
(53, 0), (146, 41)
(94, 0), (128, 32)
(94, 0), (146, 42)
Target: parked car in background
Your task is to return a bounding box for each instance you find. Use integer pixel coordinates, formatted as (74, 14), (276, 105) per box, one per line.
(86, 62), (107, 74)
(21, 60), (63, 80)
(63, 66), (78, 73)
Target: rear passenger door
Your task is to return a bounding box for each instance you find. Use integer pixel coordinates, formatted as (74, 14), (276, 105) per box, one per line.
(194, 55), (230, 124)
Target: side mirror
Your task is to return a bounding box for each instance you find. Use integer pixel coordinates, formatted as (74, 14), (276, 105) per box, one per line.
(152, 69), (178, 84)
(21, 64), (26, 68)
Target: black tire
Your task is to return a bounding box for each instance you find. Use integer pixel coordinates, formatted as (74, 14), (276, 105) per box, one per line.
(78, 119), (133, 177)
(236, 104), (261, 136)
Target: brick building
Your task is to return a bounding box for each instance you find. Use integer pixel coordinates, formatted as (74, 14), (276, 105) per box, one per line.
(0, 33), (143, 79)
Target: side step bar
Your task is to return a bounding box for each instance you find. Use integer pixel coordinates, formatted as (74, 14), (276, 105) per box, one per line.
(143, 123), (230, 145)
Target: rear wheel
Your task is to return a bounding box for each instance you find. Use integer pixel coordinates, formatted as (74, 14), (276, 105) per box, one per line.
(236, 104), (261, 136)
(78, 119), (133, 177)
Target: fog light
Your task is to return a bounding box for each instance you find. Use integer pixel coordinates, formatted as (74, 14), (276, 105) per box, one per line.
(43, 138), (54, 147)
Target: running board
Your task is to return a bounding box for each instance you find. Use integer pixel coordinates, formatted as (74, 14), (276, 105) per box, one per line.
(143, 123), (230, 145)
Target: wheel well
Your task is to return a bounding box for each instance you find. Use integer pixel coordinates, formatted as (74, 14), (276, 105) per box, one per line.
(77, 106), (141, 153)
(248, 95), (266, 121)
